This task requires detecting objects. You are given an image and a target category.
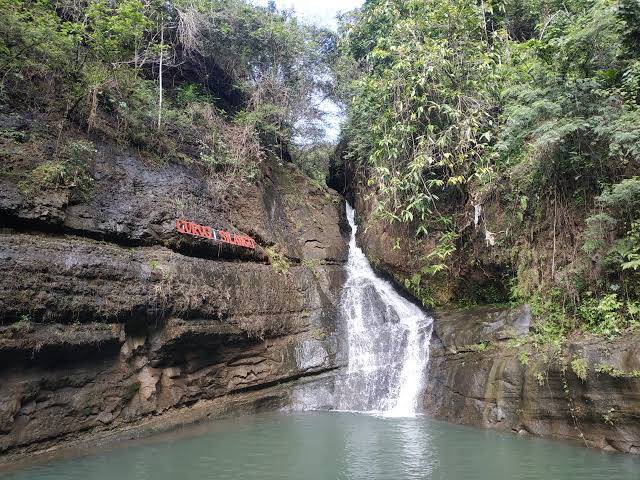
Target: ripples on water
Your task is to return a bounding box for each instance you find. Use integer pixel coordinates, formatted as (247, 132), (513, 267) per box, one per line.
(2, 412), (639, 480)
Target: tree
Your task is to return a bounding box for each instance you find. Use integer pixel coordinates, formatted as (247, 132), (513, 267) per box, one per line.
(337, 0), (499, 231)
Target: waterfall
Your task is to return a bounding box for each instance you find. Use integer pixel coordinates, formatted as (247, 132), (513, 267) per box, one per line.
(334, 203), (434, 417)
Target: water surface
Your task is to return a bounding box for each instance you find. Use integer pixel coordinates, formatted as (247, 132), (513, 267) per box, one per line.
(3, 412), (638, 480)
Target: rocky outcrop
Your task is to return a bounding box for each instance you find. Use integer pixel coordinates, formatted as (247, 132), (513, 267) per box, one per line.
(424, 305), (640, 454)
(0, 119), (349, 458)
(346, 179), (640, 454)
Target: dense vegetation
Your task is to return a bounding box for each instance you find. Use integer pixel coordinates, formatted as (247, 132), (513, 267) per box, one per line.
(3, 0), (640, 343)
(336, 0), (640, 340)
(0, 0), (335, 187)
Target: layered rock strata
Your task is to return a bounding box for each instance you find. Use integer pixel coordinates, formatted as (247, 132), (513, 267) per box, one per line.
(424, 305), (640, 454)
(0, 121), (349, 458)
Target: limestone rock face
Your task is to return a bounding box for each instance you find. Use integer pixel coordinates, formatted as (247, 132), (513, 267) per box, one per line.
(424, 306), (640, 454)
(0, 121), (349, 458)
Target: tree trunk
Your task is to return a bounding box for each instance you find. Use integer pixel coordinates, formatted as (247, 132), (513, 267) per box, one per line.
(157, 19), (164, 132)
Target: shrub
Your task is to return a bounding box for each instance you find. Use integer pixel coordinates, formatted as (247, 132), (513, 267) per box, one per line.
(596, 177), (640, 217)
(578, 293), (626, 337)
(18, 140), (95, 198)
(19, 161), (69, 192)
(518, 351), (529, 366)
(571, 357), (588, 382)
(266, 245), (290, 275)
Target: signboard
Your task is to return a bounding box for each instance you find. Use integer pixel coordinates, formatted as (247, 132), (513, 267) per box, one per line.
(176, 219), (256, 250)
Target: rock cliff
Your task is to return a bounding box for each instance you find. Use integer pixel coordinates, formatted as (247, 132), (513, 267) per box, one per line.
(0, 115), (349, 458)
(424, 306), (640, 454)
(347, 175), (640, 455)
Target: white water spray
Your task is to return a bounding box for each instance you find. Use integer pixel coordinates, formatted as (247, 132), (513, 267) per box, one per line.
(334, 203), (433, 417)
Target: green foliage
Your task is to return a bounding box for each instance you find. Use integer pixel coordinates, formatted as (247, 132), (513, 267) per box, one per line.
(175, 83), (210, 107)
(596, 177), (640, 219)
(493, 2), (640, 324)
(1, 314), (32, 338)
(18, 139), (95, 197)
(579, 177), (640, 328)
(465, 342), (491, 353)
(402, 275), (438, 308)
(339, 0), (640, 327)
(266, 245), (290, 275)
(0, 0), (83, 105)
(200, 150), (258, 183)
(340, 0), (498, 233)
(518, 350), (530, 366)
(571, 357), (588, 382)
(401, 269), (455, 309)
(85, 0), (149, 61)
(602, 408), (616, 426)
(423, 231), (459, 275)
(583, 212), (618, 257)
(175, 0), (336, 148)
(18, 161), (68, 192)
(302, 259), (321, 280)
(497, 0), (631, 165)
(527, 289), (570, 347)
(595, 363), (640, 378)
(505, 336), (529, 350)
(291, 143), (335, 185)
(578, 293), (639, 336)
(0, 0), (333, 180)
(516, 195), (529, 223)
(401, 230), (460, 306)
(620, 220), (640, 272)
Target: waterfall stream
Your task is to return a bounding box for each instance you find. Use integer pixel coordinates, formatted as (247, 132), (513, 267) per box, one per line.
(334, 203), (434, 417)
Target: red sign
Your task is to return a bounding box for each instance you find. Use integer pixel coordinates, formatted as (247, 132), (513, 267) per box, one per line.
(176, 219), (256, 250)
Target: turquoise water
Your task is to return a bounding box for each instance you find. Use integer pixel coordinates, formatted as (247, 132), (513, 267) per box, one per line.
(2, 412), (639, 479)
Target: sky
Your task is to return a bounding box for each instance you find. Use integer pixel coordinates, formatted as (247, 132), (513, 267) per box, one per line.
(253, 0), (363, 30)
(252, 0), (365, 142)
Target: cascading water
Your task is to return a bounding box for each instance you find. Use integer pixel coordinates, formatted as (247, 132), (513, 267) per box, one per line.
(334, 203), (434, 417)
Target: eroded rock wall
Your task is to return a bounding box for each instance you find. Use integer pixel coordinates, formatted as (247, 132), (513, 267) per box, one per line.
(0, 120), (349, 457)
(346, 176), (640, 454)
(424, 306), (640, 454)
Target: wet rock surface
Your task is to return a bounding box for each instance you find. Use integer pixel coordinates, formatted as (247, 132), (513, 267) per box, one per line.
(424, 306), (640, 454)
(0, 126), (349, 459)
